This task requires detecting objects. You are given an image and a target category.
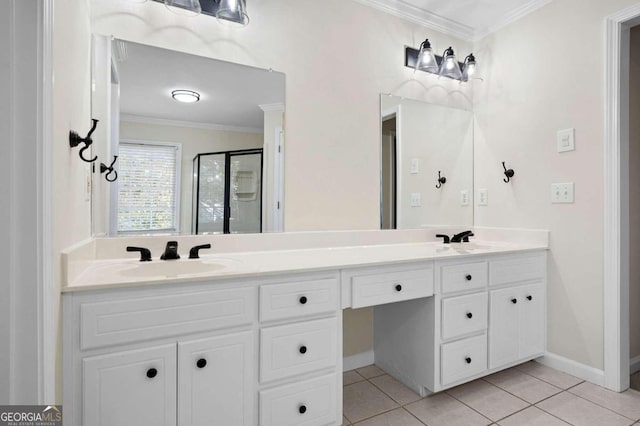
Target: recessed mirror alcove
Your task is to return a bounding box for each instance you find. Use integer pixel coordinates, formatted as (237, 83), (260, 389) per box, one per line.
(90, 36), (285, 237)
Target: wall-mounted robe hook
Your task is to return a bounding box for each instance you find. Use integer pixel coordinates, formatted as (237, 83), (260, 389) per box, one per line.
(100, 156), (118, 183)
(436, 171), (447, 189)
(502, 161), (515, 183)
(69, 119), (99, 163)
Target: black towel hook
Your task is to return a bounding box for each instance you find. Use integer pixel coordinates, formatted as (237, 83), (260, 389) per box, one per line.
(69, 119), (99, 163)
(436, 171), (447, 189)
(100, 155), (118, 183)
(502, 161), (515, 183)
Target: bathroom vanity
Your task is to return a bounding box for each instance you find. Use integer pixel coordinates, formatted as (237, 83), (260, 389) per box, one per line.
(62, 230), (547, 426)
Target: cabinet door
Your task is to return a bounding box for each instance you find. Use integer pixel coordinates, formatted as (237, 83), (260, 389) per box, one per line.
(518, 283), (545, 359)
(489, 287), (519, 369)
(83, 344), (177, 426)
(178, 331), (254, 426)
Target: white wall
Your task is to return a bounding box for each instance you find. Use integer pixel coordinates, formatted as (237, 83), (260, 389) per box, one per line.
(119, 120), (263, 233)
(629, 25), (640, 361)
(473, 0), (640, 370)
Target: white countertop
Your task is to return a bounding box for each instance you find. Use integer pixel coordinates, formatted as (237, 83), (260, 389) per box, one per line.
(63, 239), (548, 292)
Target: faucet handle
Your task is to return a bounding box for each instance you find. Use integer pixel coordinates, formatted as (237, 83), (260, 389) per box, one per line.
(462, 232), (475, 243)
(435, 234), (451, 244)
(189, 244), (212, 259)
(127, 246), (152, 262)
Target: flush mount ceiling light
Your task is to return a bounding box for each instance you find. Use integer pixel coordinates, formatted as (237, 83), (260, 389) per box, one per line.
(164, 0), (201, 17)
(171, 90), (201, 103)
(405, 38), (480, 82)
(151, 0), (250, 25)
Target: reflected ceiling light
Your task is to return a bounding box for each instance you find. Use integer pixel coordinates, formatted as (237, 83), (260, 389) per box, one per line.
(164, 0), (201, 17)
(171, 90), (200, 103)
(404, 37), (479, 82)
(216, 0), (250, 26)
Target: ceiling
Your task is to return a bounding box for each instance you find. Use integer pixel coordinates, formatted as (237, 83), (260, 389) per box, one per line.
(353, 0), (552, 41)
(116, 40), (285, 132)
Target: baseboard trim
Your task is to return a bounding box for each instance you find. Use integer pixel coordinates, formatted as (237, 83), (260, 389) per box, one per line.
(631, 355), (640, 375)
(537, 352), (605, 386)
(343, 350), (374, 372)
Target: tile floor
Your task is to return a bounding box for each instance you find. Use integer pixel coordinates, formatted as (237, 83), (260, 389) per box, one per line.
(343, 362), (640, 425)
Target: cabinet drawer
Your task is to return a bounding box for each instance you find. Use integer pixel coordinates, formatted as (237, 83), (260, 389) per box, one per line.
(259, 373), (338, 426)
(441, 334), (487, 387)
(350, 266), (434, 309)
(80, 287), (255, 350)
(440, 262), (487, 294)
(441, 292), (488, 340)
(260, 278), (339, 322)
(490, 253), (546, 287)
(260, 317), (338, 382)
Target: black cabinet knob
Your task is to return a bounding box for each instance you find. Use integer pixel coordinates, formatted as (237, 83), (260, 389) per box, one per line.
(298, 405), (307, 414)
(395, 284), (402, 292)
(465, 357), (472, 364)
(299, 345), (307, 354)
(511, 298), (518, 304)
(196, 358), (207, 369)
(466, 312), (473, 319)
(299, 296), (308, 305)
(527, 295), (533, 301)
(466, 274), (472, 281)
(146, 368), (158, 378)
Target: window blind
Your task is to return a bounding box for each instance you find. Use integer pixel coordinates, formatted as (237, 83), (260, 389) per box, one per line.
(117, 142), (179, 233)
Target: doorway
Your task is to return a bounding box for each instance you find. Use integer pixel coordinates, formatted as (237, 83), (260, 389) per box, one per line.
(381, 115), (397, 229)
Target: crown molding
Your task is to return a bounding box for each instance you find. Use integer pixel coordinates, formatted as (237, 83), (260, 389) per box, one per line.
(120, 114), (264, 134)
(259, 103), (285, 112)
(352, 0), (475, 41)
(473, 0), (553, 41)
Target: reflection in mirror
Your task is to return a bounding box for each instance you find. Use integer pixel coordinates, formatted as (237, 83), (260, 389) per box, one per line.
(91, 36), (285, 237)
(380, 95), (473, 229)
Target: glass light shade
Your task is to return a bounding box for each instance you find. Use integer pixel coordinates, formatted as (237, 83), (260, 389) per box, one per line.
(216, 0), (250, 26)
(172, 90), (200, 103)
(416, 46), (439, 73)
(164, 0), (201, 17)
(439, 48), (462, 80)
(462, 54), (479, 82)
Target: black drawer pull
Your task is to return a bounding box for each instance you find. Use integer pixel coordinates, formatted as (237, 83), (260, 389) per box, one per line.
(511, 298), (517, 304)
(299, 296), (308, 305)
(527, 295), (533, 301)
(196, 358), (207, 369)
(466, 312), (473, 319)
(298, 405), (307, 414)
(465, 274), (472, 281)
(299, 345), (307, 354)
(395, 284), (402, 292)
(465, 357), (472, 364)
(146, 368), (158, 378)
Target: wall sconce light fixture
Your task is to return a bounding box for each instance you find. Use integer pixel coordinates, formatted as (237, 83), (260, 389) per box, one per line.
(406, 38), (480, 82)
(151, 0), (250, 26)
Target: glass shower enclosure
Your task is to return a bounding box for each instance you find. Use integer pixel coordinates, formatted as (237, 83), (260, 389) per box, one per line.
(192, 148), (263, 234)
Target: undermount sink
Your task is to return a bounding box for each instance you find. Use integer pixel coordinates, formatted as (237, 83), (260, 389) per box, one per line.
(116, 258), (240, 279)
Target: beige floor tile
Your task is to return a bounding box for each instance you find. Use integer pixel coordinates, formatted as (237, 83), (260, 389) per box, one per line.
(343, 415), (351, 425)
(344, 370), (366, 386)
(446, 379), (529, 421)
(568, 381), (640, 421)
(515, 361), (583, 389)
(369, 375), (422, 405)
(354, 408), (424, 426)
(498, 406), (569, 426)
(405, 392), (491, 426)
(343, 380), (399, 423)
(536, 392), (634, 426)
(484, 367), (562, 404)
(356, 365), (386, 379)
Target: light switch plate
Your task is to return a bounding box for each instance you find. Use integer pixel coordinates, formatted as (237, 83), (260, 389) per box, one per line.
(410, 159), (419, 174)
(410, 193), (421, 207)
(557, 128), (575, 153)
(551, 182), (575, 203)
(478, 189), (488, 206)
(460, 190), (470, 206)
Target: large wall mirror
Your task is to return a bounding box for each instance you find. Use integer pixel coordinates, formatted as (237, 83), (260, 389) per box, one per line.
(91, 36), (285, 237)
(380, 95), (473, 229)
